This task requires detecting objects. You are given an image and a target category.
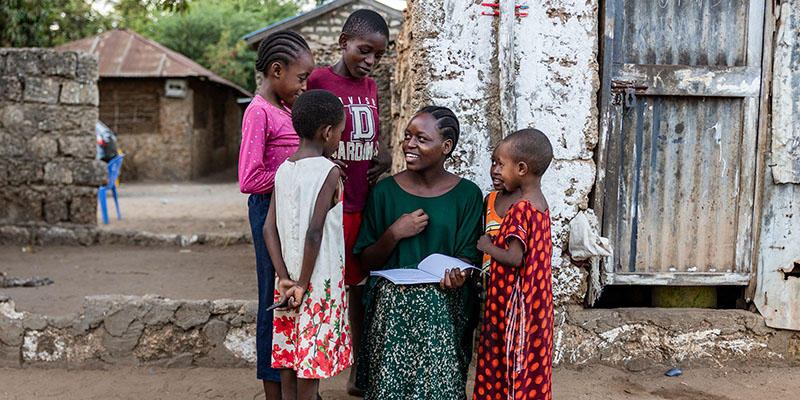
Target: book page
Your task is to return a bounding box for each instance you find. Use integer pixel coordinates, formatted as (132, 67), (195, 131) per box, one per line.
(370, 269), (440, 285)
(417, 253), (479, 277)
(369, 253), (481, 285)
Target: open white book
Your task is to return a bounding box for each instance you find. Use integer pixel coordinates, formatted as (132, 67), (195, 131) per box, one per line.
(370, 253), (482, 285)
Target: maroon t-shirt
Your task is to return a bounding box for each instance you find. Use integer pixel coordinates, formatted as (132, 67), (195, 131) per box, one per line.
(307, 67), (379, 213)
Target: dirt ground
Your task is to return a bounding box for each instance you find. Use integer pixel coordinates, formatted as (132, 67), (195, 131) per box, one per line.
(4, 178), (257, 316)
(0, 244), (256, 316)
(96, 179), (251, 235)
(0, 363), (796, 400)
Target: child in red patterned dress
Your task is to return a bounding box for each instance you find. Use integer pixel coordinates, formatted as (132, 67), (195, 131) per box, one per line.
(474, 129), (555, 400)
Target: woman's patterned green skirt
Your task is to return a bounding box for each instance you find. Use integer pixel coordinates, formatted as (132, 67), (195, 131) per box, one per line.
(356, 280), (478, 400)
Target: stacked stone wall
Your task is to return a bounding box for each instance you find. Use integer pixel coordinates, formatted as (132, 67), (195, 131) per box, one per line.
(0, 295), (257, 368)
(0, 49), (106, 226)
(2, 295), (797, 369)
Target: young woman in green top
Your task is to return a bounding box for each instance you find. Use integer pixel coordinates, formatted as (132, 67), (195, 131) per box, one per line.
(353, 106), (484, 400)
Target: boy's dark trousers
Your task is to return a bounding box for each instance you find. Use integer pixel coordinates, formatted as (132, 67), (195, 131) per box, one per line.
(248, 193), (281, 382)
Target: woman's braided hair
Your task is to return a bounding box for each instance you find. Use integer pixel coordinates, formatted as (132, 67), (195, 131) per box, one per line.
(254, 30), (311, 73)
(416, 106), (460, 157)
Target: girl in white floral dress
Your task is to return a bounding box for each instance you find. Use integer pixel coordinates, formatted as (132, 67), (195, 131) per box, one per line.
(263, 90), (352, 400)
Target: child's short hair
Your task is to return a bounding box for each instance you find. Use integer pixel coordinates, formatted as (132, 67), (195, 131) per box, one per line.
(291, 90), (345, 139)
(255, 30), (310, 72)
(342, 9), (389, 40)
(503, 129), (553, 176)
(415, 106), (460, 157)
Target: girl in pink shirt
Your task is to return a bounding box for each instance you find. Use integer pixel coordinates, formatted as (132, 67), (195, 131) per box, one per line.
(237, 30), (314, 400)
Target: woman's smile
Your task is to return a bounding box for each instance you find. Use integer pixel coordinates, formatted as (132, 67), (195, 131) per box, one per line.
(404, 152), (420, 163)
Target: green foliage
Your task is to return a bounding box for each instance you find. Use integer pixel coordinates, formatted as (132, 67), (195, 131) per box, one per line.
(147, 0), (300, 92)
(1, 0), (55, 47)
(0, 0), (189, 47)
(48, 0), (112, 46)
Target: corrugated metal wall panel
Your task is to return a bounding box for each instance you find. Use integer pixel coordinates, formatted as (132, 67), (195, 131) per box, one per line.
(614, 96), (744, 273)
(622, 0), (748, 67)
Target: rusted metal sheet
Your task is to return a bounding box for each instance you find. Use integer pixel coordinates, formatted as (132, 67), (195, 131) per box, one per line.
(615, 65), (761, 97)
(754, 0), (800, 331)
(597, 0), (764, 285)
(754, 183), (800, 330)
(56, 29), (250, 97)
(771, 0), (800, 184)
(621, 0), (748, 67)
(614, 96), (746, 274)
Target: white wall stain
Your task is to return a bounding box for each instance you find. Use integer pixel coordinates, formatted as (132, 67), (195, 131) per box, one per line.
(22, 330), (67, 362)
(223, 324), (257, 363)
(0, 300), (25, 319)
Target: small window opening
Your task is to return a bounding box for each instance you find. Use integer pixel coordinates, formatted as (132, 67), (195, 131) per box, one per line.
(592, 286), (744, 309)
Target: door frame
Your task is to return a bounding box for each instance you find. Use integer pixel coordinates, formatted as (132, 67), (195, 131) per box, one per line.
(592, 0), (772, 287)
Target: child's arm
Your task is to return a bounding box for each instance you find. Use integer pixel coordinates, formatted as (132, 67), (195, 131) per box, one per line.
(263, 192), (295, 300)
(288, 167), (340, 308)
(239, 110), (275, 194)
(367, 137), (392, 184)
(477, 234), (524, 268)
(482, 193), (490, 229)
(358, 208), (428, 270)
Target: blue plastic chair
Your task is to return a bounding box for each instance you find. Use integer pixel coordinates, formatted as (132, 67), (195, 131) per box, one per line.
(99, 154), (124, 224)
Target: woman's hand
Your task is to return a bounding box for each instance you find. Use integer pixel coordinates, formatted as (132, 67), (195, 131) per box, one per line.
(477, 234), (495, 253)
(389, 209), (428, 240)
(439, 268), (467, 290)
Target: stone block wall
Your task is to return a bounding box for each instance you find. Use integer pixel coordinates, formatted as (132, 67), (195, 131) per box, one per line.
(2, 294), (797, 369)
(0, 49), (106, 226)
(556, 308), (800, 369)
(0, 295), (257, 368)
(99, 78), (193, 181)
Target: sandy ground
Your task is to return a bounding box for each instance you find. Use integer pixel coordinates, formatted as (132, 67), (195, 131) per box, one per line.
(96, 180), (251, 235)
(0, 363), (796, 400)
(0, 244), (256, 316)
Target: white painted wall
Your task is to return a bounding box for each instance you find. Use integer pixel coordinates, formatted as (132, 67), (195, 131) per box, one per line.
(509, 1), (599, 304)
(402, 0), (600, 304)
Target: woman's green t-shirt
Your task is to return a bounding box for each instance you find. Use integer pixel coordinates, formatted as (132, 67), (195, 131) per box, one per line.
(354, 177), (484, 270)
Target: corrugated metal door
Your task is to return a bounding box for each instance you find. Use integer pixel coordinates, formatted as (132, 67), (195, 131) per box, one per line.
(596, 0), (765, 285)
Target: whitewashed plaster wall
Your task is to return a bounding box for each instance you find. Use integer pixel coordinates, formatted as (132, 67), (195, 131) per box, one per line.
(508, 1), (599, 304)
(392, 0), (599, 305)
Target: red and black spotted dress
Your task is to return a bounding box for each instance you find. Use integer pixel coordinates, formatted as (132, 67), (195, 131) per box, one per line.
(473, 200), (553, 400)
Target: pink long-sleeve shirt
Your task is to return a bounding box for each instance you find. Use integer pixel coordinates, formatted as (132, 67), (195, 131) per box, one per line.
(238, 95), (299, 194)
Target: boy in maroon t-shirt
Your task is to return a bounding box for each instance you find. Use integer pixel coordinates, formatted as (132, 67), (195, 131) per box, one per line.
(306, 9), (391, 395)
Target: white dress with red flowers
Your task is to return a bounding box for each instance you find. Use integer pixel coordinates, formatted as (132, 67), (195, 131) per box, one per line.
(271, 156), (352, 379)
